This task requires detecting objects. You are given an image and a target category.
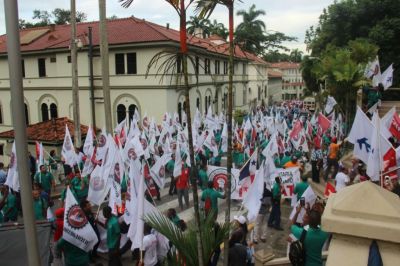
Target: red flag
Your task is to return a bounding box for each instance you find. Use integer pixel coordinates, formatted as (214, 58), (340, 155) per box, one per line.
(318, 113), (331, 134)
(324, 182), (336, 197)
(289, 120), (303, 139)
(389, 114), (400, 139)
(35, 141), (40, 159)
(383, 148), (397, 177)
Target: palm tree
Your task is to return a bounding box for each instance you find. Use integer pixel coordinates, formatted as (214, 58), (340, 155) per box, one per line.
(290, 49), (303, 62)
(144, 211), (230, 266)
(119, 0), (205, 264)
(235, 4), (266, 55)
(209, 19), (228, 40)
(195, 1), (238, 265)
(187, 16), (211, 38)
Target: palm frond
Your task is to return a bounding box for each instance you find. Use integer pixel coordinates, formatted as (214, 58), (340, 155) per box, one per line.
(119, 0), (134, 8)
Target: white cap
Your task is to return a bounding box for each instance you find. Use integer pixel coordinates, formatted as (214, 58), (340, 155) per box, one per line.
(233, 215), (246, 225)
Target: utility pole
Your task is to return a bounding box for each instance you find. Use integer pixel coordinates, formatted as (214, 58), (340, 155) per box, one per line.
(71, 0), (81, 147)
(4, 0), (41, 265)
(99, 0), (112, 133)
(88, 27), (96, 130)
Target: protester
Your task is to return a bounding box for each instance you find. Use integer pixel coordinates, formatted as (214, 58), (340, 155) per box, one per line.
(80, 200), (100, 261)
(0, 185), (18, 222)
(166, 154), (176, 195)
(253, 182), (272, 244)
(142, 223), (158, 266)
(166, 208), (180, 226)
(201, 181), (225, 219)
(98, 206), (121, 266)
(335, 165), (350, 192)
(198, 163), (208, 190)
(284, 156), (300, 169)
(34, 164), (55, 197)
(49, 149), (61, 183)
(310, 136), (323, 183)
(324, 137), (342, 181)
(56, 236), (90, 266)
(268, 176), (283, 231)
(52, 208), (64, 266)
(32, 188), (47, 220)
(294, 174), (309, 199)
(228, 229), (251, 266)
(175, 163), (190, 210)
(290, 207), (329, 266)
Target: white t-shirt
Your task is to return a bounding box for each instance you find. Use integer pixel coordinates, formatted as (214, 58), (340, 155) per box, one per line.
(335, 172), (349, 192)
(143, 234), (158, 266)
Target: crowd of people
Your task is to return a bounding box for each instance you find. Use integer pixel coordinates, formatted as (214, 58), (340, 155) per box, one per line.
(0, 94), (400, 266)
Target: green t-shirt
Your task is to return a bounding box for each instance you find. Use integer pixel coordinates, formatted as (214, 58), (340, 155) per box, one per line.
(107, 216), (120, 249)
(34, 172), (54, 192)
(198, 169), (208, 190)
(33, 198), (47, 220)
(71, 176), (88, 201)
(291, 225), (329, 266)
(166, 160), (175, 175)
(294, 181), (309, 198)
(201, 188), (223, 212)
(56, 238), (90, 266)
(3, 193), (18, 221)
(49, 155), (60, 170)
(272, 183), (281, 202)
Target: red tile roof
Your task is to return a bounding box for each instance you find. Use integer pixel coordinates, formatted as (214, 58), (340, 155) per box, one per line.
(0, 117), (90, 144)
(0, 17), (265, 64)
(270, 62), (300, 69)
(268, 70), (283, 78)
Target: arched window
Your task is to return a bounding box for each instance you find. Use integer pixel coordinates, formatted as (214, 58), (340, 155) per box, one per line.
(41, 103), (49, 122)
(128, 104), (137, 121)
(117, 104), (126, 123)
(50, 103), (58, 119)
(196, 97), (200, 109)
(208, 96), (211, 109)
(24, 104), (29, 125)
(204, 96), (208, 112)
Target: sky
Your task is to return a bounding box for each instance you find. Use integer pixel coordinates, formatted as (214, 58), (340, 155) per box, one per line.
(0, 0), (335, 53)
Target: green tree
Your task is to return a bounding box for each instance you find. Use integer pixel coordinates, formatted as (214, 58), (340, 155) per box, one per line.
(263, 50), (290, 62)
(306, 0), (400, 86)
(209, 19), (228, 39)
(290, 48), (303, 62)
(19, 9), (87, 29)
(187, 16), (211, 38)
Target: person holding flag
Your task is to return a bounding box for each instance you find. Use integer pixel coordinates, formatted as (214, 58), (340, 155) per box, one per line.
(98, 206), (121, 266)
(267, 176), (283, 231)
(34, 165), (55, 199)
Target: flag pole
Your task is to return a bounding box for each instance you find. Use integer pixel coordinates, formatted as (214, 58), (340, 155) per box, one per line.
(376, 110), (384, 187)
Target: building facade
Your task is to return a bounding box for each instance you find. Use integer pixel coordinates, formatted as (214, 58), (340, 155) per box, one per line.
(0, 17), (272, 158)
(270, 62), (305, 100)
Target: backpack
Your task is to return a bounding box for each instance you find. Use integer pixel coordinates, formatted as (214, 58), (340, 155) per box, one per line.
(289, 229), (307, 266)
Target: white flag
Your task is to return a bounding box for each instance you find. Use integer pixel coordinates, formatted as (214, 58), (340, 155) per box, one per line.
(243, 163), (265, 222)
(381, 64), (394, 90)
(63, 188), (98, 252)
(87, 165), (109, 206)
(348, 107), (374, 164)
(324, 96), (337, 114)
(96, 128), (108, 161)
(83, 125), (94, 156)
(364, 56), (380, 78)
(5, 142), (19, 191)
(173, 141), (182, 178)
(203, 130), (219, 157)
(150, 153), (172, 189)
(380, 107), (396, 139)
(221, 122), (228, 153)
(262, 133), (279, 158)
(123, 136), (145, 163)
(366, 112), (393, 181)
(62, 125), (76, 167)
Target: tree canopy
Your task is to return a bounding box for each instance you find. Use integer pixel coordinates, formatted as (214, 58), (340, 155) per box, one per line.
(19, 8), (87, 29)
(235, 4), (296, 56)
(305, 0), (400, 87)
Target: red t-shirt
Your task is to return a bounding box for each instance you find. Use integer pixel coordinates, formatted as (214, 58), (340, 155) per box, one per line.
(176, 168), (190, 189)
(54, 218), (64, 242)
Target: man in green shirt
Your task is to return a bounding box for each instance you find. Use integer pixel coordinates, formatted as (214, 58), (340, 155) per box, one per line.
(103, 206), (121, 266)
(201, 181), (225, 220)
(32, 189), (47, 220)
(56, 238), (90, 266)
(291, 209), (328, 266)
(0, 186), (18, 222)
(294, 175), (309, 199)
(268, 176), (283, 230)
(34, 165), (55, 196)
(198, 163), (209, 190)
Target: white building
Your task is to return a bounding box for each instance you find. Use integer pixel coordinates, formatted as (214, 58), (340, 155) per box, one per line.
(0, 17), (270, 159)
(270, 62), (305, 100)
